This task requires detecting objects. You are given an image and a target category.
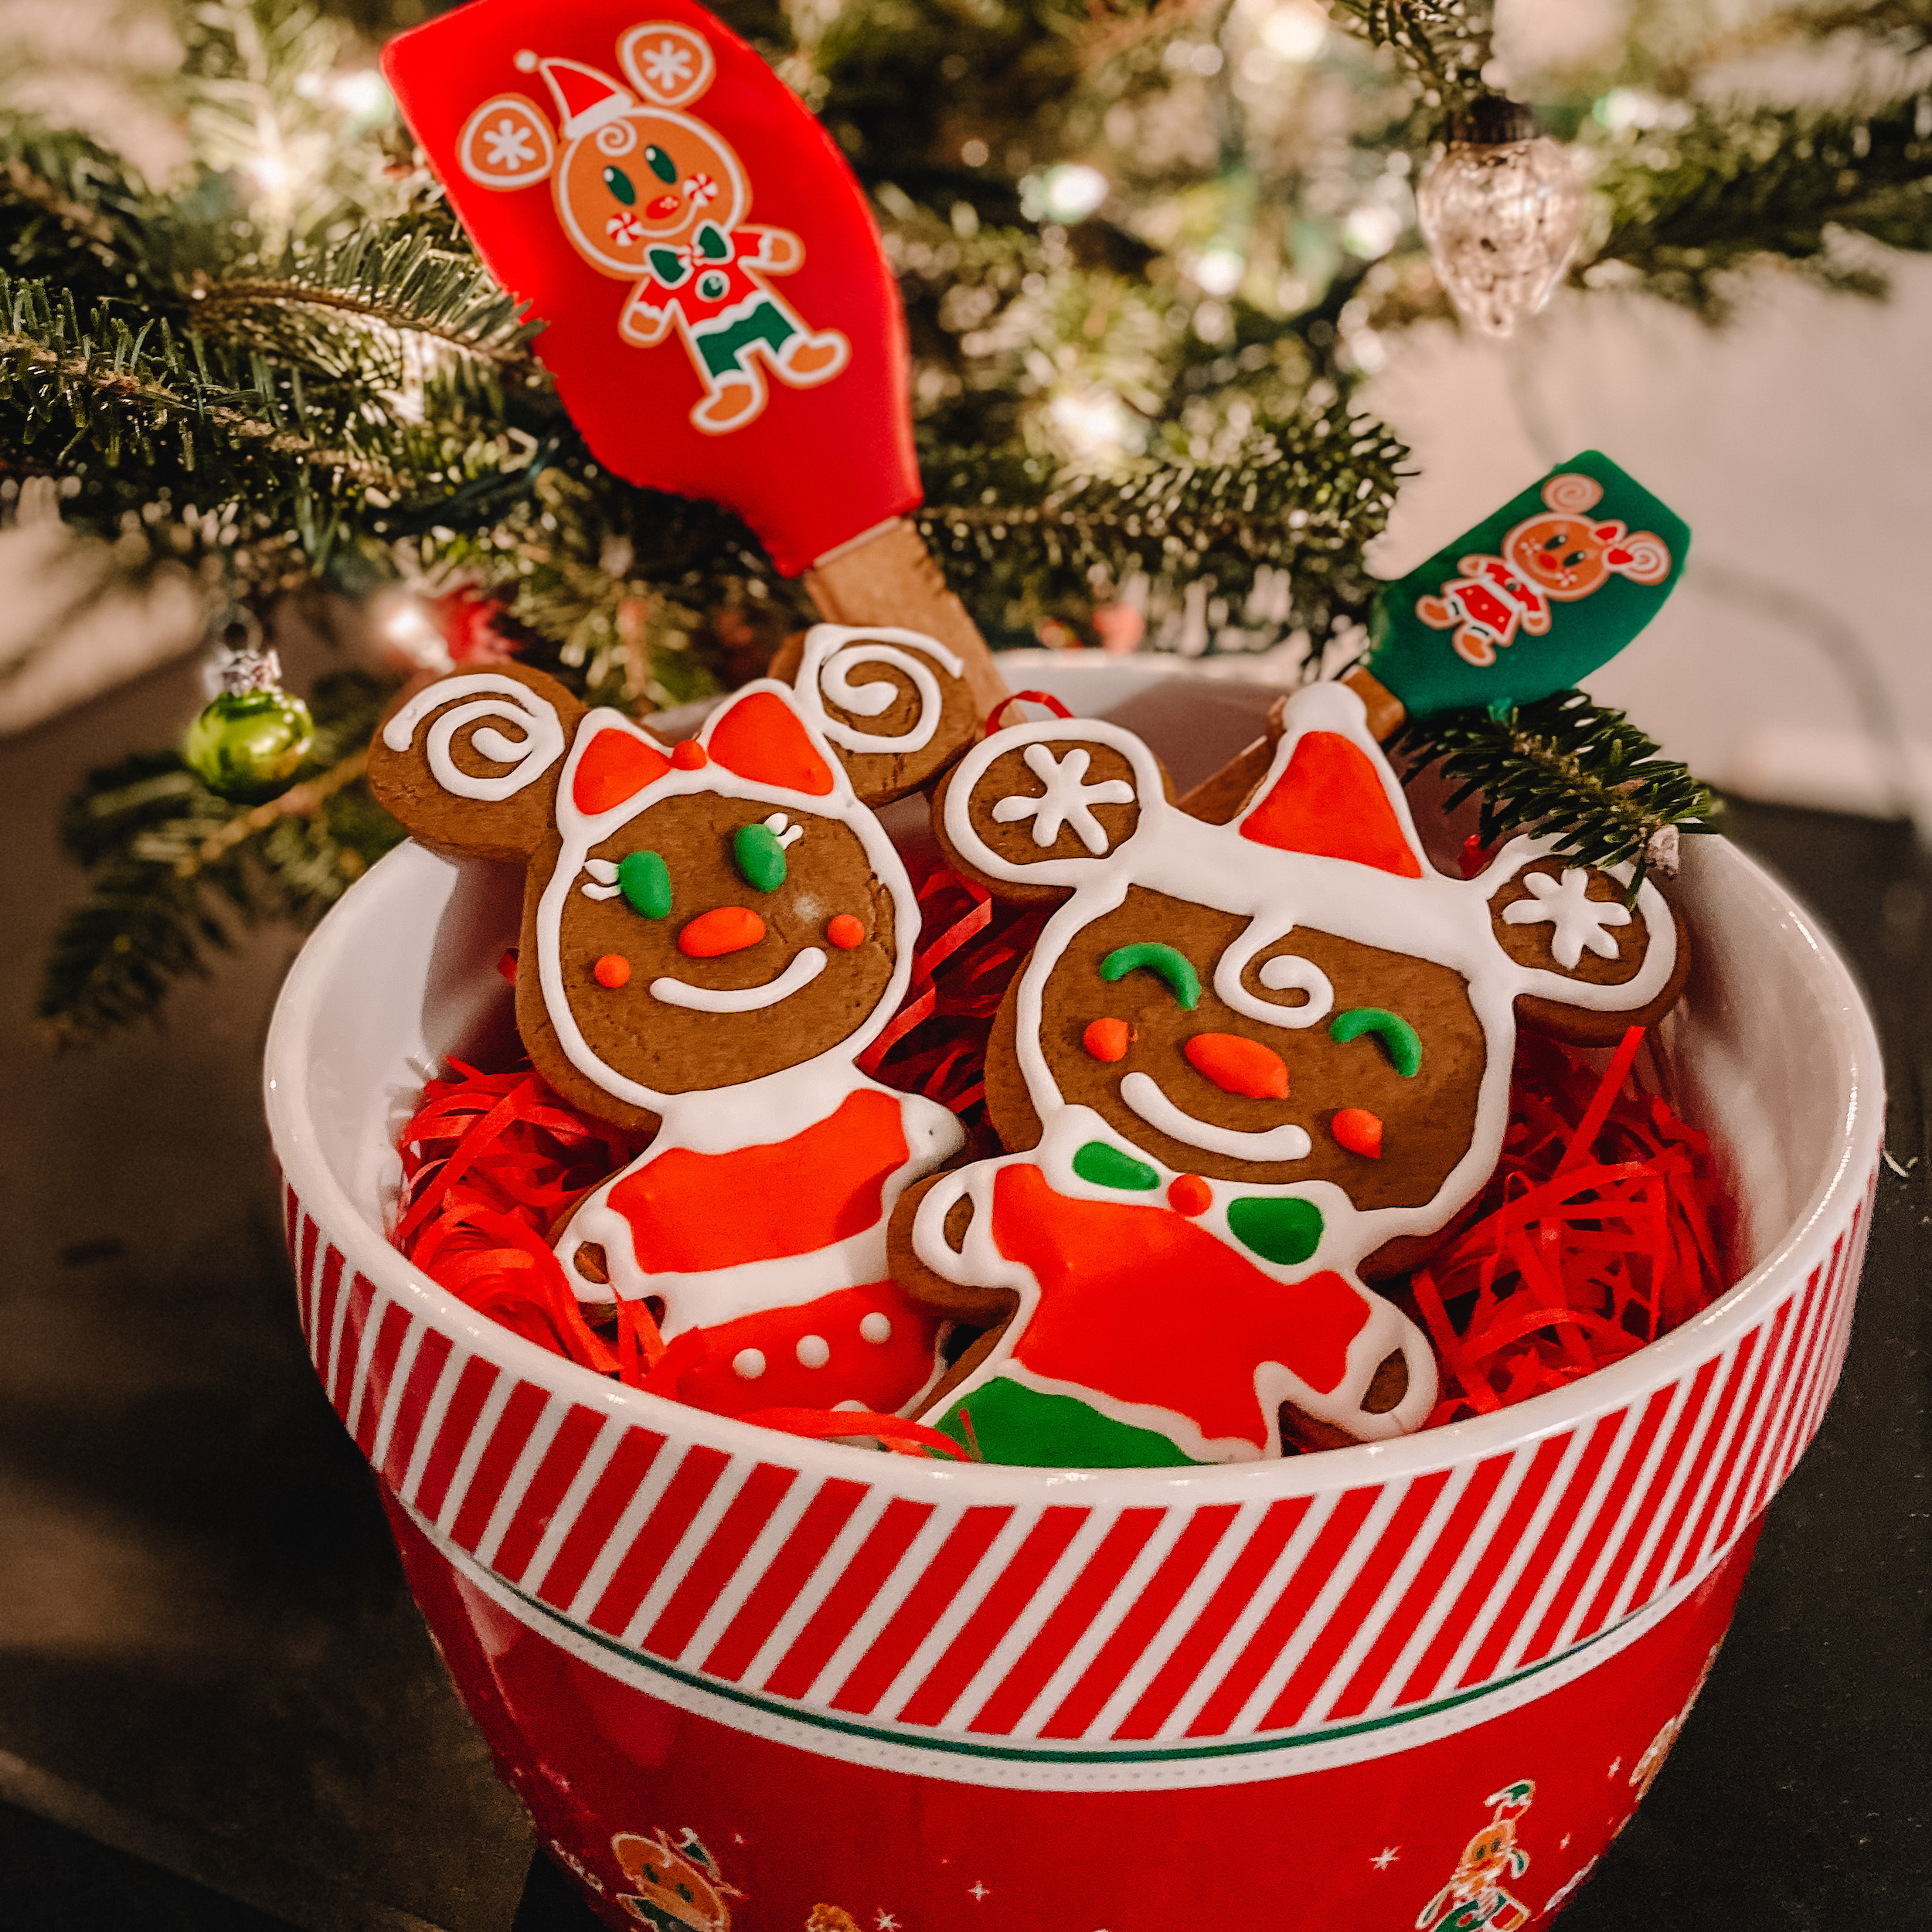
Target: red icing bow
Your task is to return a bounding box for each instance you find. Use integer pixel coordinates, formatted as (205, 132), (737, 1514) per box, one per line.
(568, 685), (836, 817)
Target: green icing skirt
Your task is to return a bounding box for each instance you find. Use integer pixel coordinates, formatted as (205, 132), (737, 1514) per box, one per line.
(935, 1376), (1203, 1468)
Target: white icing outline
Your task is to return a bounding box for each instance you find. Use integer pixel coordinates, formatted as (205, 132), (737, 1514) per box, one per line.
(524, 670), (968, 1339)
(992, 743), (1137, 852)
(797, 624), (966, 758)
(651, 947), (827, 1012)
(925, 680), (1681, 1449)
(1502, 866), (1631, 969)
(381, 674), (565, 800)
(533, 682), (921, 1145)
(1118, 1071), (1314, 1162)
(1213, 928), (1335, 1030)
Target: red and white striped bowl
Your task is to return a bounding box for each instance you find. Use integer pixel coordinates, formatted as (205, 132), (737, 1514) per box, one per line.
(266, 769), (1878, 1929)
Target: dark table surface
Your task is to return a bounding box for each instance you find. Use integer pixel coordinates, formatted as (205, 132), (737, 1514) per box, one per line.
(2, 648), (1927, 1932)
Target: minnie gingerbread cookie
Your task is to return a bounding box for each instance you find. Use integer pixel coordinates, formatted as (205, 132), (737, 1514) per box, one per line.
(887, 679), (1690, 1467)
(370, 624), (978, 1422)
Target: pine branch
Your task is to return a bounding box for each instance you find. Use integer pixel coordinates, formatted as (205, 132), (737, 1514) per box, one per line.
(0, 270), (398, 485)
(1392, 690), (1719, 893)
(37, 669), (404, 1046)
(1325, 1), (1497, 104)
(186, 225), (537, 369)
(1587, 93), (1932, 310)
(917, 404), (1411, 646)
(4, 157), (117, 251)
(0, 123), (157, 294)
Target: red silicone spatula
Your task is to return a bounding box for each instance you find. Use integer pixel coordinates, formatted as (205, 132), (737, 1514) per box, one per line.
(383, 0), (1004, 710)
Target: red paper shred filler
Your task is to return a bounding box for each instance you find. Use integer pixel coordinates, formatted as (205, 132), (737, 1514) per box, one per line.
(391, 895), (1731, 1447)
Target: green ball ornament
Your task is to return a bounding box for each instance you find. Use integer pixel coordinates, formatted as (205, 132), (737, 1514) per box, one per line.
(185, 685), (315, 803)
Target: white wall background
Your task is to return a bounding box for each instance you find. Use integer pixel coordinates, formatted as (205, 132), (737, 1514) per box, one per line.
(1363, 257), (1932, 827)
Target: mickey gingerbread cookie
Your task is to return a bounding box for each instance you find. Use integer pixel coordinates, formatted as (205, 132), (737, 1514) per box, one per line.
(887, 679), (1690, 1467)
(370, 624), (979, 1423)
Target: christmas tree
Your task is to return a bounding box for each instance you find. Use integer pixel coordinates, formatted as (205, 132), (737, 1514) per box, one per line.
(11, 0), (1929, 1042)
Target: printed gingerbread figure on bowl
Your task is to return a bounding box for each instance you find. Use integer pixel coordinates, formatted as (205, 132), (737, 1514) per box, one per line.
(887, 679), (1691, 1467)
(369, 624), (980, 1425)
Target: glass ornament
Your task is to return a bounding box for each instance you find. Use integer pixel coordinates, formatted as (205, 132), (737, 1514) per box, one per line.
(184, 645), (315, 803)
(1417, 97), (1584, 339)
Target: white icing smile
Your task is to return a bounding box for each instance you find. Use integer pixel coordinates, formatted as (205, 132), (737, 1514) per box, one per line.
(1118, 1070), (1313, 1162)
(651, 947), (828, 1012)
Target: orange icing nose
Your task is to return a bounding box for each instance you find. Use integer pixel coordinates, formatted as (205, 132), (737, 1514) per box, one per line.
(648, 193), (682, 219)
(1183, 1032), (1289, 1099)
(679, 906), (766, 957)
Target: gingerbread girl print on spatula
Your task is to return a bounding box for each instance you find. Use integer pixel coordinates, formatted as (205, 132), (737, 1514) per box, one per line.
(370, 625), (980, 1423)
(888, 680), (1690, 1467)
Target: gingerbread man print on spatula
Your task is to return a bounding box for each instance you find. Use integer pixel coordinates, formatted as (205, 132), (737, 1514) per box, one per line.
(371, 625), (979, 1423)
(888, 679), (1690, 1467)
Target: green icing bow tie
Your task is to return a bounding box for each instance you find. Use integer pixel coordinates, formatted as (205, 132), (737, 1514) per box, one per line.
(1069, 1139), (1324, 1266)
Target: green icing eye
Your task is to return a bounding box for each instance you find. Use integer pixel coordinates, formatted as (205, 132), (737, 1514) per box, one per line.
(733, 821), (787, 893)
(1072, 1140), (1159, 1192)
(1098, 942), (1200, 1009)
(645, 144), (678, 184)
(1328, 1006), (1423, 1077)
(1227, 1196), (1325, 1266)
(603, 165), (636, 205)
(617, 849), (672, 919)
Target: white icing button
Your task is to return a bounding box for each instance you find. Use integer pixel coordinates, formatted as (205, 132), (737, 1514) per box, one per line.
(795, 1334), (832, 1369)
(731, 1349), (767, 1380)
(859, 1313), (893, 1345)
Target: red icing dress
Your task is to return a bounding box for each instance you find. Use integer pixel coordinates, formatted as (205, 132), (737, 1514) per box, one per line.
(919, 1136), (1401, 1467)
(558, 1084), (957, 1420)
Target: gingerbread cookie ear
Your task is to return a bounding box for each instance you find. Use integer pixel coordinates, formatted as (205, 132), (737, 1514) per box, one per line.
(1484, 849), (1692, 1046)
(934, 717), (1165, 903)
(369, 665), (587, 862)
(774, 622), (980, 806)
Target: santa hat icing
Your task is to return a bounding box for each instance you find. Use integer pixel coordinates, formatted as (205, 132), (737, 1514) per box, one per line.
(529, 56), (636, 141)
(1235, 685), (1426, 879)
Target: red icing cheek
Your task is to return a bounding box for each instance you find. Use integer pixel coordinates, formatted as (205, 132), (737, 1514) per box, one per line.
(1083, 1018), (1132, 1063)
(827, 914), (866, 950)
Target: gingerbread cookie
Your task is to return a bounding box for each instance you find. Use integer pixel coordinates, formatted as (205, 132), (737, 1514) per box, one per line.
(889, 679), (1689, 1466)
(370, 624), (979, 1423)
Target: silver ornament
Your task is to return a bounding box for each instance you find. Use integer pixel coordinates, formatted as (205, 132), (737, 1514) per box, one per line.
(1417, 97), (1584, 339)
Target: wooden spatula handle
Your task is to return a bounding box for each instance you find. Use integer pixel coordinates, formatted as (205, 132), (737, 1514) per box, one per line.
(803, 518), (1010, 718)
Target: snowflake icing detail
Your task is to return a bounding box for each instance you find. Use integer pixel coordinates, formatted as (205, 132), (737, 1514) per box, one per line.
(638, 39), (696, 90)
(1502, 866), (1631, 970)
(991, 743), (1134, 853)
(483, 117), (537, 169)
